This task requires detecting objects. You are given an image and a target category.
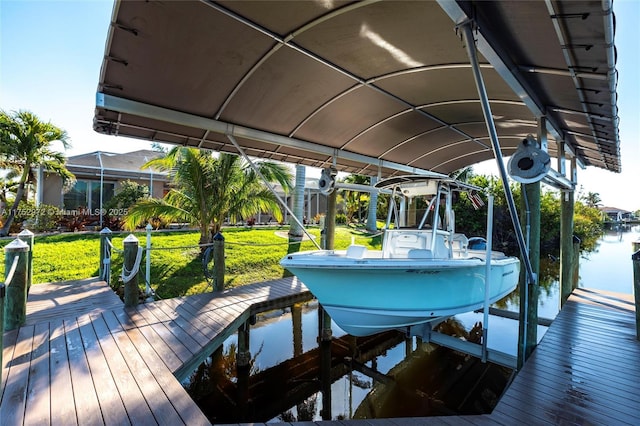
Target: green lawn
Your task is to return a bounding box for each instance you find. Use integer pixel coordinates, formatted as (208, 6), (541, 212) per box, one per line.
(0, 226), (382, 299)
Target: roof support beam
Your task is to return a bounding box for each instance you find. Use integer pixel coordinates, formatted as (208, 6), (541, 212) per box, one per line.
(436, 0), (585, 169)
(95, 93), (435, 177)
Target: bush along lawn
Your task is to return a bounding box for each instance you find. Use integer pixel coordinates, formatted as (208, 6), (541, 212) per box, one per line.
(0, 226), (382, 299)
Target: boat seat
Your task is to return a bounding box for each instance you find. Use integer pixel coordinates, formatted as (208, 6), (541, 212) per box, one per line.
(431, 235), (449, 258)
(407, 249), (433, 259)
(346, 244), (367, 259)
(385, 232), (428, 258)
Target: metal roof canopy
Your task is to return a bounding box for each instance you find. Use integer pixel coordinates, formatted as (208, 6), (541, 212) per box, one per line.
(94, 0), (620, 183)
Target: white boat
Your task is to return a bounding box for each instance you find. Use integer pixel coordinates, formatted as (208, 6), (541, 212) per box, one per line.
(280, 175), (520, 337)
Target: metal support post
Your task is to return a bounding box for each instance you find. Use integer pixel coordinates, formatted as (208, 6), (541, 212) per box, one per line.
(482, 195), (494, 362)
(459, 21), (537, 369)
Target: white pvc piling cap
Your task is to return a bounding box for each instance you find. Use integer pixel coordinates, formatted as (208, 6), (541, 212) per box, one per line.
(5, 238), (29, 252)
(18, 229), (34, 237)
(123, 234), (139, 243)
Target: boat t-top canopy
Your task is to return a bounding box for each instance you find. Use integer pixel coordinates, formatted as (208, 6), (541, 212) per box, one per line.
(94, 0), (620, 180)
(375, 174), (482, 198)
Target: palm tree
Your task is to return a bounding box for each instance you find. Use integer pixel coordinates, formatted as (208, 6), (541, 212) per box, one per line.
(0, 172), (19, 214)
(123, 147), (293, 246)
(450, 166), (475, 182)
(0, 110), (74, 235)
(582, 191), (602, 208)
(339, 174), (371, 223)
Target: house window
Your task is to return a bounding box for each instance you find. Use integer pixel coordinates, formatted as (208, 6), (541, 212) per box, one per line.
(63, 180), (115, 212)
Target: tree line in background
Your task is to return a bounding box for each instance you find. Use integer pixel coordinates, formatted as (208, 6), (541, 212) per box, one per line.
(0, 109), (620, 256)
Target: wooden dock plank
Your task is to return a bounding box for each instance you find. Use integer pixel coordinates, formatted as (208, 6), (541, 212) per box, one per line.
(112, 312), (211, 425)
(64, 318), (105, 425)
(0, 328), (19, 405)
(159, 297), (219, 341)
(101, 310), (187, 425)
(150, 300), (212, 348)
(492, 287), (640, 425)
(49, 318), (78, 426)
(89, 312), (157, 425)
(76, 314), (130, 426)
(0, 325), (35, 425)
(113, 307), (184, 374)
(132, 304), (197, 363)
(25, 278), (123, 326)
(140, 302), (208, 352)
(24, 322), (51, 426)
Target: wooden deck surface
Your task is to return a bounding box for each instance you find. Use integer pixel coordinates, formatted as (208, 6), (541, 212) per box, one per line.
(491, 287), (640, 425)
(1, 276), (310, 425)
(2, 278), (639, 425)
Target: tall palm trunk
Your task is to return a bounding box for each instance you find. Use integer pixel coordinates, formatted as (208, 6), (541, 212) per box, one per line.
(0, 166), (30, 236)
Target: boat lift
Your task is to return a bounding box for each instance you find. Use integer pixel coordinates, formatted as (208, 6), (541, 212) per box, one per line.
(228, 16), (558, 372)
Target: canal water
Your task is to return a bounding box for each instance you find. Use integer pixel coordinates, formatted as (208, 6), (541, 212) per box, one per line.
(184, 226), (640, 423)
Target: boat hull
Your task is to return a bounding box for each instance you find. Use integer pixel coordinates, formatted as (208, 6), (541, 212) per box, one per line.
(281, 251), (520, 336)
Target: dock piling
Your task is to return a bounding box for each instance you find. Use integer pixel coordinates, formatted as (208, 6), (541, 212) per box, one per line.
(122, 234), (141, 307)
(212, 232), (225, 291)
(0, 282), (5, 385)
(17, 229), (34, 291)
(633, 241), (640, 340)
(4, 238), (30, 330)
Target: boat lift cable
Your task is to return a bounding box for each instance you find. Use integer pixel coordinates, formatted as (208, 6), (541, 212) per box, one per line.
(226, 133), (322, 250)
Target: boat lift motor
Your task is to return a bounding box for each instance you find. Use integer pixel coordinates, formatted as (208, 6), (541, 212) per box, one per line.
(508, 134), (551, 184)
(318, 167), (337, 195)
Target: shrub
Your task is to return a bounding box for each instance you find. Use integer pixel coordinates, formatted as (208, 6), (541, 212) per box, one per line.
(335, 213), (347, 224)
(32, 203), (63, 232)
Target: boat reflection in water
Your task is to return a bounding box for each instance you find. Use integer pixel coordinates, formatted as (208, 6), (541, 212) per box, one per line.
(184, 300), (512, 423)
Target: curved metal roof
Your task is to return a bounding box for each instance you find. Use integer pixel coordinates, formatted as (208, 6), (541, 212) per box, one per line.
(94, 0), (620, 179)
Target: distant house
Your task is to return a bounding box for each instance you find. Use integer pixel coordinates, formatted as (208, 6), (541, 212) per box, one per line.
(599, 206), (634, 222)
(40, 150), (169, 214)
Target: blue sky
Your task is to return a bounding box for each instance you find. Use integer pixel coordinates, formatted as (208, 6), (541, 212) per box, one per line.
(1, 0), (639, 210)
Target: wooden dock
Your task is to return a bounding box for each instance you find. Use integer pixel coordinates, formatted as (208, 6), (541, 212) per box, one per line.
(1, 276), (311, 425)
(2, 278), (639, 425)
(491, 288), (640, 425)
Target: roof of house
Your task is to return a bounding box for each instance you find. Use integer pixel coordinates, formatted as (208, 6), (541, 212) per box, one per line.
(66, 150), (168, 181)
(600, 206), (632, 214)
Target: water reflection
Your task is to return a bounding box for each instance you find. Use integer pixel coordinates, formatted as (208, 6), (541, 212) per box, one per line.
(184, 301), (511, 423)
(185, 226), (640, 423)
